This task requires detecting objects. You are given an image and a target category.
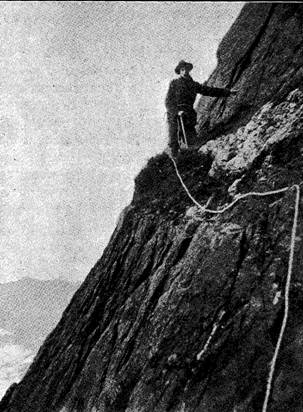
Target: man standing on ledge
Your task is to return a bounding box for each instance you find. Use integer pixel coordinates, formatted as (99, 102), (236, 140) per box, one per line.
(165, 60), (237, 157)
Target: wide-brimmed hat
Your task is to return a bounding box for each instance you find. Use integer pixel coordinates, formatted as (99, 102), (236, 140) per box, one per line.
(175, 60), (193, 74)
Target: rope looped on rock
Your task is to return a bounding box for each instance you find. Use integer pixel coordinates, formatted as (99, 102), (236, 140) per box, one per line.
(168, 153), (301, 412)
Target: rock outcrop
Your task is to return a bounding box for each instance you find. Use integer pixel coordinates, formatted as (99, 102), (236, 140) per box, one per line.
(200, 88), (303, 180)
(196, 3), (303, 143)
(2, 3), (303, 412)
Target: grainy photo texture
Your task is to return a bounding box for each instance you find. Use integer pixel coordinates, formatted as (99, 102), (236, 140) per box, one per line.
(1, 2), (303, 412)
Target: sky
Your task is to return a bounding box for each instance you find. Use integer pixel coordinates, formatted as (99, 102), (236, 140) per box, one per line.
(0, 1), (244, 283)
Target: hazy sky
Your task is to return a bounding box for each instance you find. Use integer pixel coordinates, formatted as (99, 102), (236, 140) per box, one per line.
(0, 1), (244, 283)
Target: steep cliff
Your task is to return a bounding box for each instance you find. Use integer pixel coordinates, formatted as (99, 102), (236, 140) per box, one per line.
(196, 3), (303, 143)
(2, 3), (303, 412)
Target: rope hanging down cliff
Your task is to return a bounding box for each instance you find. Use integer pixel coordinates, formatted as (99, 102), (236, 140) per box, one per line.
(262, 182), (300, 412)
(168, 153), (301, 412)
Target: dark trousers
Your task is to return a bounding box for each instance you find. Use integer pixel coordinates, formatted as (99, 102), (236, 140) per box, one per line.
(167, 111), (198, 156)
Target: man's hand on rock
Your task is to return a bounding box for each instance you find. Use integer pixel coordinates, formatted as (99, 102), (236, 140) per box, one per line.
(178, 111), (184, 116)
(230, 89), (239, 95)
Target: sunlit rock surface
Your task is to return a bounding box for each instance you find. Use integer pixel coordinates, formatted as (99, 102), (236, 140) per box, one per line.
(199, 89), (303, 179)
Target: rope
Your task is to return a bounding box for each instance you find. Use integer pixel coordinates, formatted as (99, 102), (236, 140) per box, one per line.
(262, 184), (300, 412)
(168, 154), (301, 411)
(169, 154), (290, 214)
(196, 310), (225, 361)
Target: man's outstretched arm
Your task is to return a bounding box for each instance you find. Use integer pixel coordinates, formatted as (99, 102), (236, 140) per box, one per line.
(197, 82), (238, 97)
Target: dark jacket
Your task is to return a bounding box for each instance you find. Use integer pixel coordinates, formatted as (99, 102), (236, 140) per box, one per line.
(165, 75), (231, 115)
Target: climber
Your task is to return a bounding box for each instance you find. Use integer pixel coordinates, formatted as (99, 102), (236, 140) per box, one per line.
(165, 60), (237, 157)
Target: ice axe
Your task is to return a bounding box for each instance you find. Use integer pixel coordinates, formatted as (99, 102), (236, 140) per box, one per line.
(177, 112), (188, 149)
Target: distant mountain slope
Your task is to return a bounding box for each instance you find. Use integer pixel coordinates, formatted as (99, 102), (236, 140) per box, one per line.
(0, 277), (80, 350)
(0, 277), (80, 399)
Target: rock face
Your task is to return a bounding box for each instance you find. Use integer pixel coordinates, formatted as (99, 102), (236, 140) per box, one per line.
(200, 88), (303, 179)
(2, 4), (303, 412)
(196, 3), (303, 143)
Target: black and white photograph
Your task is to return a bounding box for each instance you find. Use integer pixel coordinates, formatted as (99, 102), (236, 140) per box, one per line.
(1, 2), (303, 411)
